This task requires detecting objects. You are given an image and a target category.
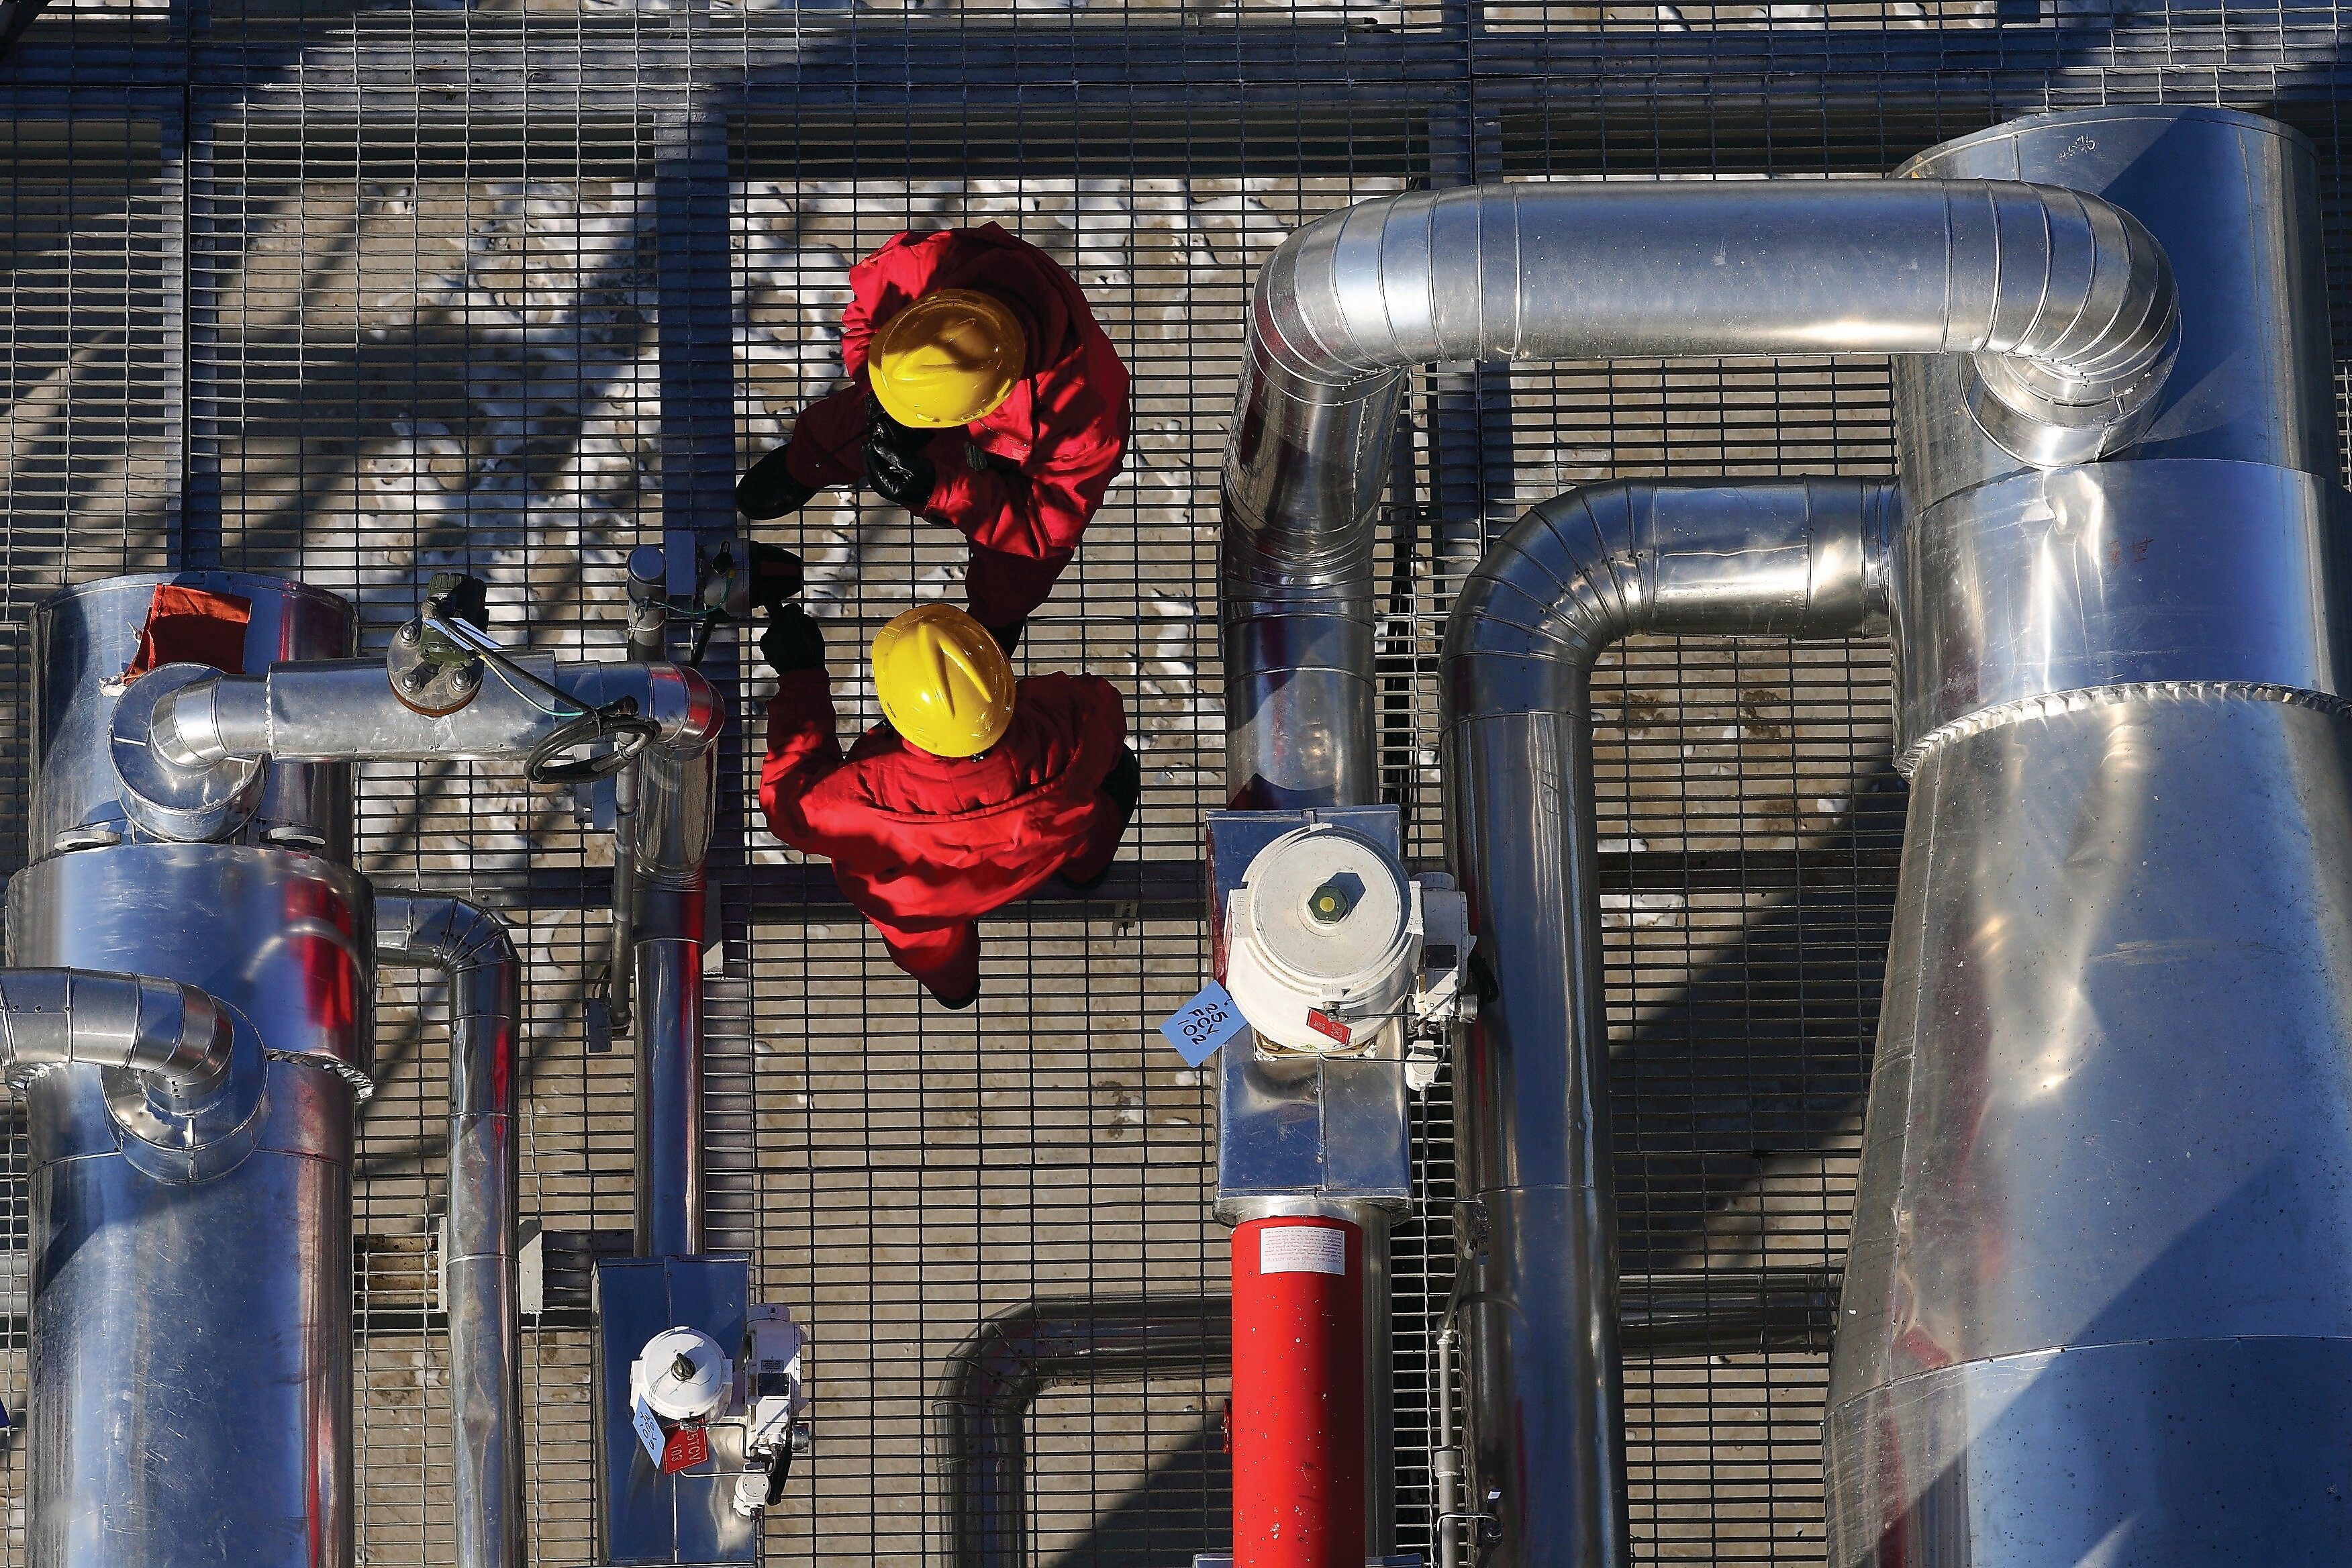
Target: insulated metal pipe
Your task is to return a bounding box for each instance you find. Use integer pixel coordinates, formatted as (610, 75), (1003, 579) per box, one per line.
(0, 967), (234, 1087)
(145, 656), (718, 766)
(18, 574), (364, 1568)
(115, 642), (724, 1262)
(1441, 477), (1894, 1568)
(1828, 107), (2352, 1568)
(630, 729), (718, 1259)
(634, 937), (704, 1257)
(934, 1295), (1232, 1568)
(375, 893), (526, 1568)
(1224, 176), (2172, 810)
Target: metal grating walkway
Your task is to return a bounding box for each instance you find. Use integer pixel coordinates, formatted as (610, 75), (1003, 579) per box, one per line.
(2, 2), (2349, 1565)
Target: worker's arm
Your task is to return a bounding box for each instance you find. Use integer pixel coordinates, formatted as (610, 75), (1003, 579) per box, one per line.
(777, 381), (873, 491)
(837, 229), (940, 378)
(1079, 675), (1131, 785)
(1024, 671), (1132, 789)
(756, 611), (850, 849)
(922, 418), (1126, 560)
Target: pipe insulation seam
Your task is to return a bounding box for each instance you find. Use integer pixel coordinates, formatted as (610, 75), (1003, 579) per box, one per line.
(1893, 679), (2352, 776)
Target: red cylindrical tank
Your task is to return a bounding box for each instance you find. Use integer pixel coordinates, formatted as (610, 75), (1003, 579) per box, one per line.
(1230, 1214), (1367, 1568)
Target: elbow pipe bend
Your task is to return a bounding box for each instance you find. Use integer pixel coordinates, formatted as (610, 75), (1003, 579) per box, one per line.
(1435, 478), (1895, 1568)
(0, 968), (236, 1089)
(375, 893), (524, 1119)
(1442, 477), (1899, 716)
(1238, 180), (2174, 486)
(1220, 177), (2145, 805)
(934, 1296), (1232, 1568)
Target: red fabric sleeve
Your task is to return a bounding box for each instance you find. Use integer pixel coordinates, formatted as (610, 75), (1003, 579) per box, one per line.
(1078, 673), (1130, 761)
(757, 669), (851, 850)
(836, 230), (940, 377)
(919, 418), (1124, 560)
(781, 381), (873, 491)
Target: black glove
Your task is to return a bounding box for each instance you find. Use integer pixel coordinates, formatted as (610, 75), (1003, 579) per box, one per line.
(742, 542), (805, 614)
(863, 429), (937, 512)
(736, 446), (820, 520)
(759, 604), (826, 675)
(863, 397), (939, 511)
(867, 395), (930, 454)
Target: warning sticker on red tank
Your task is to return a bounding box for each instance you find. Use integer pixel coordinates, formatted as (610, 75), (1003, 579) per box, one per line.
(1259, 1225), (1346, 1275)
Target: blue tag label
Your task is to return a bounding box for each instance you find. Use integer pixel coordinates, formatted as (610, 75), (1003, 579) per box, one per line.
(1159, 981), (1251, 1067)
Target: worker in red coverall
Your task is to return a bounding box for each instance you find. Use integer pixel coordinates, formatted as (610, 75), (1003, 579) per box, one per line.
(755, 597), (1142, 1010)
(734, 222), (1130, 654)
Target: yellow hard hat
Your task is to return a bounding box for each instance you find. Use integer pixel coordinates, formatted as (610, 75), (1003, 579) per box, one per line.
(872, 603), (1016, 758)
(869, 289), (1028, 430)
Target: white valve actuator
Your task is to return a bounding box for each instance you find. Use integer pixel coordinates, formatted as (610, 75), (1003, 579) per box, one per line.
(632, 1324), (732, 1424)
(1224, 823), (1421, 1055)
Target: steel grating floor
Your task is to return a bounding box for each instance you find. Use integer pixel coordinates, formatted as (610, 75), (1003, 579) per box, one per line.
(2, 3), (2350, 1564)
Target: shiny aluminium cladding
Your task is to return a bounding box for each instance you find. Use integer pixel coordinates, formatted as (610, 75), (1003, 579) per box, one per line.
(13, 573), (366, 1566)
(1828, 107), (2352, 1566)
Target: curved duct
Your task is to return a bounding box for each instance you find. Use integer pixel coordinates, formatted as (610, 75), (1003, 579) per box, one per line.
(375, 894), (526, 1568)
(934, 1295), (1232, 1568)
(1439, 478), (1893, 1568)
(0, 967), (235, 1087)
(1222, 178), (2173, 810)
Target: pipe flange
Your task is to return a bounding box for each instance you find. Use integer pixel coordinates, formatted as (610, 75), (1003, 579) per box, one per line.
(105, 1000), (268, 1185)
(109, 664), (263, 844)
(387, 620), (484, 717)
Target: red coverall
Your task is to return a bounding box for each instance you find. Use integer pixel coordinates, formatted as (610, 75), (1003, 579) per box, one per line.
(778, 224), (1130, 628)
(759, 666), (1130, 999)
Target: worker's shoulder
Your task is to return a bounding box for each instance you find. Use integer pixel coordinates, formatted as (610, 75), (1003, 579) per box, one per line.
(792, 736), (922, 821)
(1016, 669), (1120, 705)
(1013, 671), (1127, 736)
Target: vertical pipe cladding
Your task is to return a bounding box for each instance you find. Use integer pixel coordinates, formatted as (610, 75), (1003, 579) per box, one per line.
(1830, 107), (2352, 1568)
(375, 893), (526, 1568)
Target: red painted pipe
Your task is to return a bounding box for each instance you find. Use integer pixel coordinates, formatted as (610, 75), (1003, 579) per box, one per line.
(1231, 1214), (1366, 1568)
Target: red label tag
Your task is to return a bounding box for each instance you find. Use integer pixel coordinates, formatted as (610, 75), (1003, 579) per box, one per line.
(1306, 1009), (1353, 1046)
(660, 1424), (711, 1473)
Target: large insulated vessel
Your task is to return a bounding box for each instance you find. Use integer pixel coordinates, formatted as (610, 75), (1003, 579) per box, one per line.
(1826, 109), (2352, 1563)
(12, 574), (366, 1565)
